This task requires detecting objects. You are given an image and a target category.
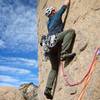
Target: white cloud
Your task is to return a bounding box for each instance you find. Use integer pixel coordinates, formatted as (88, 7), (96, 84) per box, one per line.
(0, 76), (39, 87)
(20, 77), (39, 86)
(0, 1), (39, 87)
(0, 40), (6, 48)
(0, 75), (19, 83)
(0, 83), (15, 87)
(0, 56), (38, 68)
(0, 66), (31, 75)
(1, 3), (38, 52)
(0, 56), (39, 86)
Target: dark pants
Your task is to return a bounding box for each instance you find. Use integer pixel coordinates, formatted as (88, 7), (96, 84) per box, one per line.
(46, 29), (76, 89)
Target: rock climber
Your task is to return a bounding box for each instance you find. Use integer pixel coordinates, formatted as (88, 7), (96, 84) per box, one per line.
(41, 0), (76, 99)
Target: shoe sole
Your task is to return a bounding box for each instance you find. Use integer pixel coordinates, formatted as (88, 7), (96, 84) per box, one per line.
(61, 53), (76, 61)
(44, 92), (53, 99)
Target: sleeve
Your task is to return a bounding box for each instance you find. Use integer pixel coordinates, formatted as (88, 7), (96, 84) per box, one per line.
(57, 5), (68, 17)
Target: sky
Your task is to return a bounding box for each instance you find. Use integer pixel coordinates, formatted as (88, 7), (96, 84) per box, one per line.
(0, 0), (38, 87)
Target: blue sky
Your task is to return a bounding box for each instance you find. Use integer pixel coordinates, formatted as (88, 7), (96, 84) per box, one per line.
(0, 0), (38, 87)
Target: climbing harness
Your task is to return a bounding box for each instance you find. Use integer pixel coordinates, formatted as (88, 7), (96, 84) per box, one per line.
(61, 47), (99, 87)
(47, 35), (58, 48)
(40, 34), (58, 61)
(40, 35), (50, 61)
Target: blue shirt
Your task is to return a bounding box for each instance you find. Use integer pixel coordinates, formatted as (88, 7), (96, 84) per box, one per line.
(47, 5), (67, 36)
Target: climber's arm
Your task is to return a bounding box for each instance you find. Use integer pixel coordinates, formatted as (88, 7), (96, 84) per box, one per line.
(56, 0), (70, 17)
(63, 0), (70, 6)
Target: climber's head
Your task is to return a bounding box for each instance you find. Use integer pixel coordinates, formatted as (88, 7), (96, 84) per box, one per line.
(45, 7), (56, 17)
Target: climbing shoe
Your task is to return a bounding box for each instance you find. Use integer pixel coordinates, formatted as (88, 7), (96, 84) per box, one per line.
(44, 88), (53, 99)
(61, 52), (76, 61)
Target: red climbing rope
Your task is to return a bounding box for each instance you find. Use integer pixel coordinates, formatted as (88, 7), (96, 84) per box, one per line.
(61, 47), (99, 87)
(77, 60), (97, 100)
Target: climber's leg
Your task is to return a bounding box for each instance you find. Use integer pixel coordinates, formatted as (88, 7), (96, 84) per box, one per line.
(45, 52), (60, 89)
(44, 51), (60, 99)
(61, 29), (76, 54)
(56, 29), (76, 60)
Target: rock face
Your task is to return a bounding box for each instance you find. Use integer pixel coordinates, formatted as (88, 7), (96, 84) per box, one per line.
(0, 86), (25, 100)
(38, 0), (100, 100)
(19, 83), (38, 100)
(0, 83), (39, 100)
